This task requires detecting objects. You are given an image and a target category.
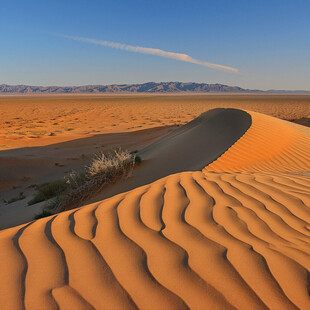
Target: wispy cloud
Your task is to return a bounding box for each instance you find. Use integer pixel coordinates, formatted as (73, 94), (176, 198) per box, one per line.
(59, 34), (238, 73)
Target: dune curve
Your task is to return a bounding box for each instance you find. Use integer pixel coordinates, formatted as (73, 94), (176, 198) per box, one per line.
(89, 108), (251, 201)
(205, 111), (310, 172)
(0, 109), (309, 309)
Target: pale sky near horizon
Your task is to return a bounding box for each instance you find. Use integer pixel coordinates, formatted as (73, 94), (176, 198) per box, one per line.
(1, 0), (310, 90)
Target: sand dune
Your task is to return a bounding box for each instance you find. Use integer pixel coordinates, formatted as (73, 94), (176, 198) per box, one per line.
(0, 109), (309, 309)
(138, 108), (251, 173)
(1, 94), (309, 213)
(88, 108), (251, 202)
(205, 111), (310, 172)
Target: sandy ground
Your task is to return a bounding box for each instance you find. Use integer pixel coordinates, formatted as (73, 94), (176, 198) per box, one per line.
(0, 126), (176, 229)
(0, 107), (309, 309)
(86, 108), (251, 204)
(0, 94), (309, 201)
(1, 94), (309, 151)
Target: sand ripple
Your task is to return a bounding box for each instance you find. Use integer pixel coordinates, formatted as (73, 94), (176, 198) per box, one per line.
(0, 110), (309, 309)
(205, 112), (310, 172)
(0, 170), (309, 309)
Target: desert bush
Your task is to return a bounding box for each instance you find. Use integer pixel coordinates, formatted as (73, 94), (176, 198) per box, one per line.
(28, 192), (46, 206)
(8, 192), (26, 204)
(49, 148), (135, 212)
(34, 209), (53, 220)
(87, 149), (133, 177)
(65, 171), (86, 190)
(28, 179), (67, 206)
(134, 155), (142, 164)
(40, 179), (67, 198)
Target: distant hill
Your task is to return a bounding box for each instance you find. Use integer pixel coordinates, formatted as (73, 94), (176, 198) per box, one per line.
(0, 82), (257, 94)
(0, 82), (309, 94)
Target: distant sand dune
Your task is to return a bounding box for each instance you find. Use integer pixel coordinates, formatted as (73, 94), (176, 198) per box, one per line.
(0, 109), (309, 309)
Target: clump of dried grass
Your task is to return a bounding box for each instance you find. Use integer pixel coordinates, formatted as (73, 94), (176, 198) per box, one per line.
(87, 149), (133, 177)
(49, 148), (135, 212)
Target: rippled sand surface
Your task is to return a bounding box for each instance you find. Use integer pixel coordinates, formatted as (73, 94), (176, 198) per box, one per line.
(0, 109), (309, 309)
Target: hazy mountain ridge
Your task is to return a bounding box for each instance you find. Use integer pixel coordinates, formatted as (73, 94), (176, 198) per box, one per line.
(0, 82), (309, 94)
(0, 82), (258, 94)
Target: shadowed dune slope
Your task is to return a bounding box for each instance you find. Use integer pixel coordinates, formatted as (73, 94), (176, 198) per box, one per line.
(0, 109), (310, 309)
(90, 108), (251, 201)
(138, 108), (251, 173)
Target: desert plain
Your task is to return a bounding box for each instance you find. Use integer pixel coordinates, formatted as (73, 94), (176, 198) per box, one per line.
(0, 93), (310, 309)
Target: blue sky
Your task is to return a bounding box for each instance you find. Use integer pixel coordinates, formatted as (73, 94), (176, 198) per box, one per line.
(1, 0), (309, 90)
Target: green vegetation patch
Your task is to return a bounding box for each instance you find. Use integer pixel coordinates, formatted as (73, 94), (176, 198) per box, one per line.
(34, 209), (53, 220)
(28, 179), (67, 206)
(30, 149), (141, 216)
(7, 192), (26, 204)
(134, 155), (142, 164)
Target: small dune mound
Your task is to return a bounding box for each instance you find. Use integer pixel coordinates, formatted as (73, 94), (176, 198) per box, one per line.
(0, 109), (310, 309)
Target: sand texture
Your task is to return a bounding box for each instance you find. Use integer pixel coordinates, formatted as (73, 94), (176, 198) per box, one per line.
(1, 94), (309, 220)
(205, 111), (310, 172)
(84, 108), (252, 204)
(1, 94), (309, 151)
(0, 109), (310, 309)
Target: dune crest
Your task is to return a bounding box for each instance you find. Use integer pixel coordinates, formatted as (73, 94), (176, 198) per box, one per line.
(205, 111), (310, 172)
(0, 109), (310, 309)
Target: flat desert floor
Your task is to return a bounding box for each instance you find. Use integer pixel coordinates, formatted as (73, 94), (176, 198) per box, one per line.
(0, 94), (309, 309)
(1, 94), (310, 151)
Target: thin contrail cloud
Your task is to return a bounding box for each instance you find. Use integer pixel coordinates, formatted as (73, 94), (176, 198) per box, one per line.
(60, 34), (238, 73)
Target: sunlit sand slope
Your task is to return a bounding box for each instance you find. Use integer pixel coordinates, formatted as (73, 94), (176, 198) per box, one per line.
(0, 171), (309, 309)
(0, 110), (309, 309)
(205, 111), (310, 172)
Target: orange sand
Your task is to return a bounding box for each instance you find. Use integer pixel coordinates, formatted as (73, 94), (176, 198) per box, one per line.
(1, 94), (309, 209)
(205, 111), (310, 172)
(1, 94), (309, 150)
(0, 109), (310, 309)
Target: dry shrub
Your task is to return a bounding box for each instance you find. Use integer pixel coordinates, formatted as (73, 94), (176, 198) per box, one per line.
(50, 149), (135, 212)
(87, 149), (133, 177)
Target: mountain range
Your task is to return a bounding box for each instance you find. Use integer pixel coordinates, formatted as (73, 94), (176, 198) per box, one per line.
(0, 82), (308, 94)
